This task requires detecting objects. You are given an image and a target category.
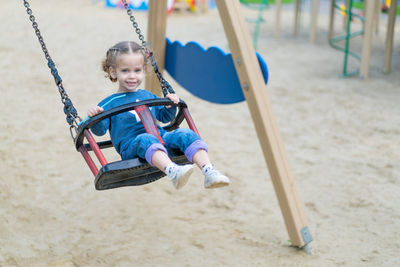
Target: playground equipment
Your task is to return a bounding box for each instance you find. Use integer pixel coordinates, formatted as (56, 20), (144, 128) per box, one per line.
(145, 0), (311, 250)
(382, 0), (398, 73)
(105, 0), (175, 12)
(273, 0), (398, 78)
(23, 0), (199, 190)
(329, 0), (399, 78)
(104, 0), (215, 13)
(168, 0), (217, 13)
(329, 0), (365, 77)
(165, 38), (268, 104)
(23, 0), (311, 250)
(173, 0), (196, 12)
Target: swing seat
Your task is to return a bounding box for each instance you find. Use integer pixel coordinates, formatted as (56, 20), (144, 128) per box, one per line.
(75, 98), (199, 190)
(23, 1), (200, 191)
(94, 148), (189, 190)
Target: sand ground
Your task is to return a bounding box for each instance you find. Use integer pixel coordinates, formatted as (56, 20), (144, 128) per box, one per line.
(1, 0), (400, 266)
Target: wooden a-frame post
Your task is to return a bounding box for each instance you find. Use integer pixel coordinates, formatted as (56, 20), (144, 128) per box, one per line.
(360, 0), (375, 79)
(146, 0), (312, 249)
(383, 0), (398, 74)
(145, 0), (167, 96)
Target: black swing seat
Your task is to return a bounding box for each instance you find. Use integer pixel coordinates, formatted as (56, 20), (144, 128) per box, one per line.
(93, 147), (189, 190)
(75, 99), (195, 190)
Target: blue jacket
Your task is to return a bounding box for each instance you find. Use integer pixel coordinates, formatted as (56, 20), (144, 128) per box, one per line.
(90, 90), (177, 154)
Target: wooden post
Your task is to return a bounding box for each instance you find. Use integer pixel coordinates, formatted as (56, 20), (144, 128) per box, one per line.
(360, 0), (375, 79)
(383, 0), (397, 74)
(310, 0), (319, 42)
(146, 0), (168, 96)
(344, 0), (350, 30)
(294, 0), (301, 37)
(374, 0), (380, 34)
(215, 0), (311, 248)
(328, 0), (335, 41)
(274, 0), (282, 38)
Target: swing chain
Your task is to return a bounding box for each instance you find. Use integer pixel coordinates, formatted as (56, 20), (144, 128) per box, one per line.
(23, 1), (50, 61)
(121, 0), (175, 97)
(23, 0), (80, 138)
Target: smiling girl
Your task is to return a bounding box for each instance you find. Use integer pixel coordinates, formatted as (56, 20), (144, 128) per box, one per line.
(87, 41), (230, 190)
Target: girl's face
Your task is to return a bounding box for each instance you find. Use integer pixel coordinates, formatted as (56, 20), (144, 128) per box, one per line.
(110, 52), (145, 93)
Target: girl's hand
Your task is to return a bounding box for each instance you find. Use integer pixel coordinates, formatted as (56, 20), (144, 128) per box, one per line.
(87, 106), (104, 117)
(166, 93), (180, 104)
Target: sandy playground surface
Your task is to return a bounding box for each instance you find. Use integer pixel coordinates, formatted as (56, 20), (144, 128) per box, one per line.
(1, 0), (400, 266)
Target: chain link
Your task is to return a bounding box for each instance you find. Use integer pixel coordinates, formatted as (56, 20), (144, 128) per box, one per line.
(24, 1), (50, 60)
(23, 0), (80, 139)
(121, 0), (175, 96)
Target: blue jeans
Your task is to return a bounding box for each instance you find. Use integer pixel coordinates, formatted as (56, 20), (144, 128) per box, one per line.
(120, 128), (208, 165)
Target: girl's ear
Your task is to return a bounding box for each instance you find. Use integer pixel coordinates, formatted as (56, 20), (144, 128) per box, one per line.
(109, 66), (117, 80)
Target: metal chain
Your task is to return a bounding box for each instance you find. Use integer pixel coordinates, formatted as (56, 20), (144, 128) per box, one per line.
(121, 0), (175, 96)
(23, 0), (80, 138)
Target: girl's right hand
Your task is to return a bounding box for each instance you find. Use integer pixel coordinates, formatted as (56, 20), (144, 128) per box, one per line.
(87, 106), (104, 117)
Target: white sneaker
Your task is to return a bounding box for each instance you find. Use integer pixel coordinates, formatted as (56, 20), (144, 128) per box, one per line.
(167, 164), (194, 190)
(204, 168), (230, 189)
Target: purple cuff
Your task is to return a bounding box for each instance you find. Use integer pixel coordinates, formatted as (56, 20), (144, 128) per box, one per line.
(145, 143), (167, 166)
(184, 139), (208, 162)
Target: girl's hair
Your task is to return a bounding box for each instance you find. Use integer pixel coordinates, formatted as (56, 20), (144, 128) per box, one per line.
(102, 41), (148, 82)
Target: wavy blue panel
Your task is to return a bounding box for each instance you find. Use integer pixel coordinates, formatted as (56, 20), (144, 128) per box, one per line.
(105, 0), (148, 10)
(165, 38), (268, 104)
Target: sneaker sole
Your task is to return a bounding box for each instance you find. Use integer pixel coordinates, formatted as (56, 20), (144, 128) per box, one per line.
(205, 180), (229, 189)
(175, 167), (194, 190)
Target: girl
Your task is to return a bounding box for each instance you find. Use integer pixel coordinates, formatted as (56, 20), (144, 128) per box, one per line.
(88, 41), (230, 190)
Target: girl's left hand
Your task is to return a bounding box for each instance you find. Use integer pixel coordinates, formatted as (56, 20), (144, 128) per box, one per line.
(166, 93), (180, 105)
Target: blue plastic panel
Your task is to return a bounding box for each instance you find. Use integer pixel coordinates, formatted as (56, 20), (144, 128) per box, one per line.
(105, 0), (148, 10)
(165, 38), (268, 104)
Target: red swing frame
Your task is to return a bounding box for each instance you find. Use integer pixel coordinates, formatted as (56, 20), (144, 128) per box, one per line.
(75, 100), (199, 179)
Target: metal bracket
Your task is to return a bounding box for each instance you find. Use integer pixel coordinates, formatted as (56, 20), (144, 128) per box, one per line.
(300, 226), (312, 245)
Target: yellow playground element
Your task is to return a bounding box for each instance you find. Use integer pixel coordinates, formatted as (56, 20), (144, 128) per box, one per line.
(173, 0), (198, 12)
